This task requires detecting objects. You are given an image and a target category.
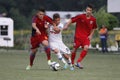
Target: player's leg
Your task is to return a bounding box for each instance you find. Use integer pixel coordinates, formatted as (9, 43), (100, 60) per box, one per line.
(76, 38), (89, 69)
(63, 54), (71, 64)
(53, 48), (67, 65)
(50, 42), (67, 64)
(42, 40), (51, 65)
(50, 42), (68, 69)
(29, 48), (37, 66)
(71, 48), (77, 65)
(59, 43), (71, 64)
(26, 49), (37, 70)
(71, 38), (80, 65)
(26, 48), (38, 70)
(76, 45), (88, 69)
(77, 45), (88, 62)
(26, 37), (38, 70)
(59, 43), (74, 70)
(62, 53), (74, 70)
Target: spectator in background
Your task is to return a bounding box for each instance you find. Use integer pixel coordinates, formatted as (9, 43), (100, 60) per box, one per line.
(99, 25), (108, 53)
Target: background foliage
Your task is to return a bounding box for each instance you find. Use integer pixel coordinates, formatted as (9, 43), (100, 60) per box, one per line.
(0, 0), (120, 49)
(0, 0), (120, 30)
(94, 7), (119, 30)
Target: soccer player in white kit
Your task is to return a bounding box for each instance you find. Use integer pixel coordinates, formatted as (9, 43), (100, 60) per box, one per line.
(49, 13), (73, 70)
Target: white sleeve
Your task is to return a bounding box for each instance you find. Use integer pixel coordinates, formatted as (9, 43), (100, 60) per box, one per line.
(58, 23), (64, 30)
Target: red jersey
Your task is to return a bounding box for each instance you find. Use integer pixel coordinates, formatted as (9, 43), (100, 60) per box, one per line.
(32, 15), (53, 36)
(71, 14), (97, 38)
(30, 15), (53, 49)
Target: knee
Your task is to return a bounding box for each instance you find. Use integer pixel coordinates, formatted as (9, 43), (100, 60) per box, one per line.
(72, 48), (77, 53)
(44, 46), (50, 50)
(53, 49), (59, 54)
(31, 49), (37, 53)
(84, 45), (89, 51)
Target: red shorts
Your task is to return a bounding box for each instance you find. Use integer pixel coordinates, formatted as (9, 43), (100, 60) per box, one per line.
(30, 34), (48, 49)
(73, 37), (90, 49)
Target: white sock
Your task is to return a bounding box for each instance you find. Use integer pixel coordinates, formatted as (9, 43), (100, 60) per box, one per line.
(56, 52), (67, 64)
(68, 57), (71, 63)
(68, 57), (73, 66)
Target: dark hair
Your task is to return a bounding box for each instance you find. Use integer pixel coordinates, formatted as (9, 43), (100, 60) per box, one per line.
(38, 7), (45, 13)
(87, 4), (94, 10)
(53, 13), (60, 20)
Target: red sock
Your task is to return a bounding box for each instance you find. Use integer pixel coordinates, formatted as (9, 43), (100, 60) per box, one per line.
(77, 50), (87, 63)
(30, 53), (35, 66)
(71, 52), (76, 65)
(44, 46), (51, 60)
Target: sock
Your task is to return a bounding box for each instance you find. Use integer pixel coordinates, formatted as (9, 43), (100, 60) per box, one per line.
(30, 51), (36, 66)
(71, 52), (76, 65)
(56, 52), (67, 64)
(68, 57), (71, 63)
(44, 46), (51, 60)
(68, 57), (73, 66)
(77, 50), (87, 63)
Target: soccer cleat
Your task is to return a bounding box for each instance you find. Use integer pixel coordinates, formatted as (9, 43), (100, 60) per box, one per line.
(67, 62), (71, 65)
(75, 63), (83, 69)
(70, 66), (74, 71)
(26, 65), (32, 70)
(48, 60), (52, 65)
(63, 63), (68, 69)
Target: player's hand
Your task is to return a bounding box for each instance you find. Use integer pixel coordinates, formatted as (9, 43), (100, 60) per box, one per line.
(45, 23), (49, 28)
(36, 29), (41, 35)
(63, 19), (71, 30)
(53, 27), (60, 33)
(88, 35), (92, 40)
(63, 25), (68, 30)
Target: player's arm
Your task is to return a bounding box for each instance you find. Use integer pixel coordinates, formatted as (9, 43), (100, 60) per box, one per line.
(89, 19), (97, 39)
(54, 27), (61, 33)
(46, 17), (60, 32)
(63, 19), (72, 30)
(45, 15), (59, 32)
(63, 15), (80, 30)
(88, 29), (96, 40)
(45, 15), (56, 27)
(45, 15), (63, 33)
(32, 23), (41, 35)
(55, 24), (64, 33)
(48, 20), (59, 32)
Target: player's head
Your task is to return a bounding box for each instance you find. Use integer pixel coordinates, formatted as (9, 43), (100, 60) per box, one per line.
(37, 7), (45, 19)
(85, 4), (94, 16)
(53, 13), (60, 25)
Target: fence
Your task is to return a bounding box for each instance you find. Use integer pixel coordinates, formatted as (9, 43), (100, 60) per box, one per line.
(5, 30), (119, 52)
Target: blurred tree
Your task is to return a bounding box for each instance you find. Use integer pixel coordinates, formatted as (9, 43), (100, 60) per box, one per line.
(94, 7), (119, 30)
(9, 8), (29, 30)
(0, 0), (119, 30)
(0, 6), (7, 13)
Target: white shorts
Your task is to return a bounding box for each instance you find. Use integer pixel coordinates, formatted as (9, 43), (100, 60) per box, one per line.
(50, 42), (71, 54)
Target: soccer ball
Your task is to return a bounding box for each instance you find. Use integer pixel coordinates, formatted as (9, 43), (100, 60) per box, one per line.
(50, 62), (60, 71)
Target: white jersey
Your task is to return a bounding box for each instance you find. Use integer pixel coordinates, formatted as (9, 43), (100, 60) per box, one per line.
(49, 23), (71, 54)
(49, 23), (63, 43)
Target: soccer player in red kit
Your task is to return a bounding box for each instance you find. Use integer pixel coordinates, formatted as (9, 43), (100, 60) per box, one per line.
(64, 4), (97, 70)
(26, 8), (56, 70)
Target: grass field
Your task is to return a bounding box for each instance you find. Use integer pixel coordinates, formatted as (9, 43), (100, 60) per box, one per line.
(0, 49), (120, 80)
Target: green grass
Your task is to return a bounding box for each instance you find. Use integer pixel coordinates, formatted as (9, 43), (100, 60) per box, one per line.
(0, 50), (120, 80)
